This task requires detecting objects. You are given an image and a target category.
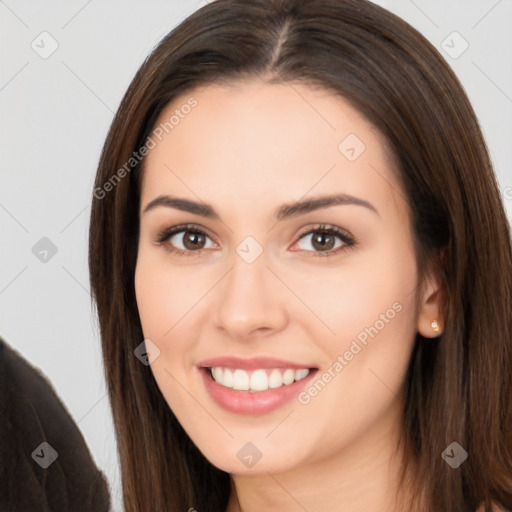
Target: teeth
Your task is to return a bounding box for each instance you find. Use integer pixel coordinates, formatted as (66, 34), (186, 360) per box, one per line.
(223, 368), (234, 388)
(250, 369), (268, 391)
(212, 367), (223, 383)
(233, 369), (249, 390)
(209, 367), (311, 392)
(282, 369), (295, 385)
(268, 369), (283, 389)
(295, 368), (309, 381)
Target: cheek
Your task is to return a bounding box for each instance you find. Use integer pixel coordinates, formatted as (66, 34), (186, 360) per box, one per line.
(284, 249), (416, 347)
(134, 251), (199, 408)
(134, 247), (201, 340)
(134, 259), (170, 341)
(315, 239), (419, 399)
(291, 258), (417, 455)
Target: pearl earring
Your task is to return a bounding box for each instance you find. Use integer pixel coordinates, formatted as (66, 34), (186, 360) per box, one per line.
(431, 320), (440, 333)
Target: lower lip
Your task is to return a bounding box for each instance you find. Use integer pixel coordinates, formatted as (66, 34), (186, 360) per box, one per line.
(199, 367), (318, 416)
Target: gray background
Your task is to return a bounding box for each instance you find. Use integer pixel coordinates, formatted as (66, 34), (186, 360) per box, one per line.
(1, 1), (511, 510)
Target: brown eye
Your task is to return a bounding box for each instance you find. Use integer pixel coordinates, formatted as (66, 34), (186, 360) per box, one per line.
(310, 231), (337, 251)
(293, 224), (355, 257)
(178, 230), (207, 250)
(169, 229), (207, 251)
(155, 224), (215, 256)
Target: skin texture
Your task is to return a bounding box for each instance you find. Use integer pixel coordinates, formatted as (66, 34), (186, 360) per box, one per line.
(134, 80), (443, 512)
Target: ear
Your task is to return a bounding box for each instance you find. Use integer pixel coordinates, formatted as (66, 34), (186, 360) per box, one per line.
(417, 260), (444, 339)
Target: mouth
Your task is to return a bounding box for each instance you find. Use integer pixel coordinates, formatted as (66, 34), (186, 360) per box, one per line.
(205, 366), (315, 393)
(197, 356), (319, 415)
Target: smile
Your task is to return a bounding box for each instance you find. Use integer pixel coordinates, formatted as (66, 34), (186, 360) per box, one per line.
(209, 367), (311, 392)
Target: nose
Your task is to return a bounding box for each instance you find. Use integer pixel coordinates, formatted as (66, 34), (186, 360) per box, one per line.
(213, 248), (288, 340)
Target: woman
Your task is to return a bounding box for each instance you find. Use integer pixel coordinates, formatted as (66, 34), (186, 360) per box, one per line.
(88, 0), (512, 510)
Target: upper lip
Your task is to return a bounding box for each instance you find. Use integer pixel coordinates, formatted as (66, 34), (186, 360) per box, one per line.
(198, 356), (317, 371)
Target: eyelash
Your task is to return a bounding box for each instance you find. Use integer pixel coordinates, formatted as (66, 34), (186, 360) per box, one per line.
(153, 223), (356, 258)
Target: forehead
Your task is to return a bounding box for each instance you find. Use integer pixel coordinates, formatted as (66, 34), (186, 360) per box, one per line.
(139, 80), (403, 219)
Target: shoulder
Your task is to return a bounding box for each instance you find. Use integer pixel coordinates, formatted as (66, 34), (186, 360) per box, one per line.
(0, 335), (111, 511)
(0, 335), (67, 428)
(0, 334), (92, 444)
(0, 335), (54, 393)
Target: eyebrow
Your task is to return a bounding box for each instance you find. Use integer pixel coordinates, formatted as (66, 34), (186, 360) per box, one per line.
(142, 193), (379, 220)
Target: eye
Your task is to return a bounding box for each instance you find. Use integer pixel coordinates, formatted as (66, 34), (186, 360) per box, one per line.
(153, 224), (216, 257)
(154, 223), (356, 258)
(291, 224), (355, 257)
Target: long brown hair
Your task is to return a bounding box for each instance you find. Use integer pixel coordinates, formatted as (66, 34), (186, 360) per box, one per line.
(88, 1), (512, 510)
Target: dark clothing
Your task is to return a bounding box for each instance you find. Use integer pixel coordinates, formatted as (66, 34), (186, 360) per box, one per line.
(0, 336), (111, 511)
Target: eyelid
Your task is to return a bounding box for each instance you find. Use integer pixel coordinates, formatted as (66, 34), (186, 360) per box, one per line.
(154, 222), (212, 238)
(294, 223), (354, 243)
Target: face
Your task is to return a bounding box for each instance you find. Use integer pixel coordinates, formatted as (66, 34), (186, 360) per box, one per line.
(135, 80), (424, 475)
